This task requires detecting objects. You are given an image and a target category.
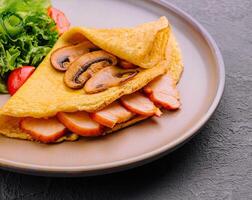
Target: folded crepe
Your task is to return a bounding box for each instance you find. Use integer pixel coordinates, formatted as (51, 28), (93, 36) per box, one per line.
(0, 17), (183, 143)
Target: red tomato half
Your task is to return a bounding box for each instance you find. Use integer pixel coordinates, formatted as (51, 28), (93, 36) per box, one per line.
(48, 7), (70, 35)
(7, 66), (35, 96)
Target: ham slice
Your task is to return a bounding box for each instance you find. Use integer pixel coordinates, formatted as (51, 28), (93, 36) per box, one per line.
(57, 112), (103, 136)
(121, 92), (162, 117)
(20, 117), (67, 143)
(144, 74), (181, 110)
(90, 102), (134, 128)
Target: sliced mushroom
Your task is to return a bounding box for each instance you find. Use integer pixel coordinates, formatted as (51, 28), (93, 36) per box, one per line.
(84, 66), (139, 93)
(50, 41), (99, 71)
(119, 59), (137, 69)
(64, 50), (117, 89)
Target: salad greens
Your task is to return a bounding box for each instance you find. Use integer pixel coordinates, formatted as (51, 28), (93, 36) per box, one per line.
(0, 0), (59, 93)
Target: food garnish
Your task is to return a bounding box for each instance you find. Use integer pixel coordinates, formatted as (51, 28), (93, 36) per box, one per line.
(7, 66), (35, 96)
(47, 7), (70, 35)
(0, 0), (70, 94)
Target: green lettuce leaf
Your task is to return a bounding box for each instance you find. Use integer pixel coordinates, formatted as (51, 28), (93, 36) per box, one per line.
(0, 0), (51, 16)
(0, 77), (7, 93)
(0, 0), (58, 93)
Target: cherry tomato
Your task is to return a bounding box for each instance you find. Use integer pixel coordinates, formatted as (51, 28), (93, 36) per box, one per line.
(48, 7), (70, 35)
(7, 66), (35, 96)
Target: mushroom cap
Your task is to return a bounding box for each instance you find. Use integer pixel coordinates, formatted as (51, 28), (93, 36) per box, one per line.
(84, 66), (139, 93)
(64, 50), (117, 89)
(50, 41), (98, 71)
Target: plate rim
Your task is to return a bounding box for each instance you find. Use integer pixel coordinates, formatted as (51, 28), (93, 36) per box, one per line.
(0, 0), (225, 176)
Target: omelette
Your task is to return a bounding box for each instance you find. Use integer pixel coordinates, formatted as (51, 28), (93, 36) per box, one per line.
(0, 17), (183, 143)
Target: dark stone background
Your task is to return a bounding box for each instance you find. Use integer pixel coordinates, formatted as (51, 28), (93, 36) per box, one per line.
(0, 0), (251, 199)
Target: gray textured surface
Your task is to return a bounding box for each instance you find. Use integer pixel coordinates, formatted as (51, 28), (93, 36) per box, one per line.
(0, 0), (252, 199)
